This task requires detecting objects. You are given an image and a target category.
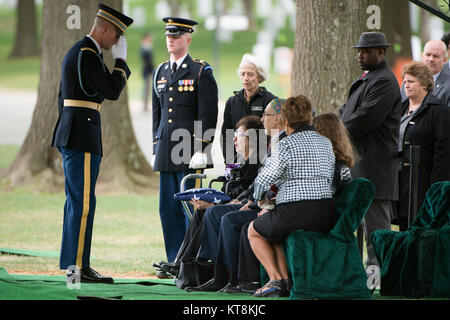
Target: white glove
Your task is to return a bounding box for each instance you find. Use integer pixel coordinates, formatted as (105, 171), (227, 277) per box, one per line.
(151, 154), (156, 168)
(111, 35), (127, 61)
(189, 152), (207, 169)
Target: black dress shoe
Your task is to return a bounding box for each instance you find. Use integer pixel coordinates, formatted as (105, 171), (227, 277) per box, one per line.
(160, 262), (180, 276)
(221, 283), (242, 294)
(80, 267), (114, 284)
(156, 270), (173, 279)
(185, 278), (226, 292)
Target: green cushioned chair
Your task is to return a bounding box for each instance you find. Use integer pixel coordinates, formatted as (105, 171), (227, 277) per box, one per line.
(281, 178), (375, 300)
(371, 181), (450, 298)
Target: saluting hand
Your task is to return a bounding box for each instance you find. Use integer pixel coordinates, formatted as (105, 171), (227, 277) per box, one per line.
(112, 35), (127, 61)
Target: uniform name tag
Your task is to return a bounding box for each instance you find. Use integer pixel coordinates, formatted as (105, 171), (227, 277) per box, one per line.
(251, 106), (263, 112)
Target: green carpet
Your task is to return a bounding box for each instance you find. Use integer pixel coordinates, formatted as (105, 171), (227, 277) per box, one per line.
(0, 248), (60, 258)
(0, 267), (283, 300)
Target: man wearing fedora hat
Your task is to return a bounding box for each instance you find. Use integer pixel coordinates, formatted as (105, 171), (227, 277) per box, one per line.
(339, 32), (402, 272)
(52, 3), (133, 284)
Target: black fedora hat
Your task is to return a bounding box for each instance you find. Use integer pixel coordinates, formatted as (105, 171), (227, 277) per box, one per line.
(352, 32), (391, 49)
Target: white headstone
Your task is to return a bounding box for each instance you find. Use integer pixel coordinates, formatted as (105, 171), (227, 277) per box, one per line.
(155, 0), (170, 20)
(256, 0), (272, 18)
(252, 43), (272, 73)
(132, 6), (146, 28)
(274, 47), (293, 75)
(197, 0), (213, 17)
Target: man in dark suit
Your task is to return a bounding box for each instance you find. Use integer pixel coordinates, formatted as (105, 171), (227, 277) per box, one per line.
(51, 3), (133, 283)
(401, 40), (450, 107)
(339, 32), (402, 271)
(152, 17), (218, 264)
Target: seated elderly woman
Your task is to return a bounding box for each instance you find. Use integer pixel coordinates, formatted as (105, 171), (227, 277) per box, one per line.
(221, 53), (276, 164)
(395, 61), (450, 231)
(247, 95), (336, 297)
(166, 115), (267, 283)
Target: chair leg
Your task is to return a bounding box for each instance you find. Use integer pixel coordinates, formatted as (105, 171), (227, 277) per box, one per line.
(357, 224), (364, 260)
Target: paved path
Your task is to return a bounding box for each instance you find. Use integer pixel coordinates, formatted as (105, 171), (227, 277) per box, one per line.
(0, 87), (225, 177)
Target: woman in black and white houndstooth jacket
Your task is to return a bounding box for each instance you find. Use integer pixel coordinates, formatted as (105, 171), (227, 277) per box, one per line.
(248, 95), (337, 298)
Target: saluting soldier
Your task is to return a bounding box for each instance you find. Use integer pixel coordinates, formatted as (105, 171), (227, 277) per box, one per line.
(152, 17), (219, 264)
(51, 3), (133, 284)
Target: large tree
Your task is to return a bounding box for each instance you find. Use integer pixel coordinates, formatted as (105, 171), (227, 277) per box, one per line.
(291, 0), (385, 113)
(0, 0), (154, 192)
(9, 0), (39, 58)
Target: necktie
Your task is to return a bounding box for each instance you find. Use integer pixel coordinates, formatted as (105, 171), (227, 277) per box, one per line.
(360, 71), (368, 80)
(172, 62), (177, 75)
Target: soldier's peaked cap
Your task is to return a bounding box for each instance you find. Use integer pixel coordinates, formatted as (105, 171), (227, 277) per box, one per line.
(163, 17), (198, 36)
(97, 3), (133, 33)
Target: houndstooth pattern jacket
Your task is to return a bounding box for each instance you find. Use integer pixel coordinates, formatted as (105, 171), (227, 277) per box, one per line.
(253, 126), (335, 205)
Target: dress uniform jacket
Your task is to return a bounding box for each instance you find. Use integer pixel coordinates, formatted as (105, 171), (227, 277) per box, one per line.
(339, 60), (402, 201)
(52, 36), (131, 155)
(152, 54), (218, 172)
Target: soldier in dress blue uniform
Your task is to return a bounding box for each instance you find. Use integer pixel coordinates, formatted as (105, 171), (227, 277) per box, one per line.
(51, 3), (133, 284)
(152, 17), (219, 264)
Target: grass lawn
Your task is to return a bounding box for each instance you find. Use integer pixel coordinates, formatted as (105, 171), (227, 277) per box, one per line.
(0, 145), (166, 277)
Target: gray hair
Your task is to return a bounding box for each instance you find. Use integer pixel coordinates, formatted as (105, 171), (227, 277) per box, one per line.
(237, 53), (269, 82)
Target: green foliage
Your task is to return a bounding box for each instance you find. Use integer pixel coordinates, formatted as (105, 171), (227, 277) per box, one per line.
(0, 1), (293, 100)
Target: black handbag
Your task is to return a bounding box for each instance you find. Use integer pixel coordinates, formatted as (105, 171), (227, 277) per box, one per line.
(176, 259), (214, 289)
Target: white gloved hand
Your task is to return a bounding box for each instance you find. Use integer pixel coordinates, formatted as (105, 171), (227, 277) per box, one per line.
(111, 35), (127, 61)
(151, 154), (156, 168)
(189, 152), (207, 169)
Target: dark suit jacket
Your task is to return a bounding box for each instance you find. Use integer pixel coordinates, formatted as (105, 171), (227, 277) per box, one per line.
(339, 60), (402, 200)
(51, 36), (130, 155)
(152, 54), (218, 172)
(397, 93), (450, 220)
(401, 68), (450, 108)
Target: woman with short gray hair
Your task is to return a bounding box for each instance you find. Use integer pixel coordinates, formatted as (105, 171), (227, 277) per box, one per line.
(221, 54), (276, 164)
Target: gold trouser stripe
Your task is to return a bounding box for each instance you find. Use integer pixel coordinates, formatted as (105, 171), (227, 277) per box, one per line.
(64, 99), (101, 111)
(76, 153), (91, 268)
(195, 169), (201, 189)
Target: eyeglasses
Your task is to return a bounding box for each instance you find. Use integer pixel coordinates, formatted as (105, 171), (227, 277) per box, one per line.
(262, 113), (277, 117)
(234, 132), (248, 138)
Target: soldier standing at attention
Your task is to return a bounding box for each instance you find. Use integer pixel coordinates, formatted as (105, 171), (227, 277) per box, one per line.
(152, 17), (218, 264)
(51, 3), (133, 284)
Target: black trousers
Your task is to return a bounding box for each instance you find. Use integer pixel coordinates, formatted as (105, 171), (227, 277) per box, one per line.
(215, 209), (258, 273)
(238, 222), (261, 284)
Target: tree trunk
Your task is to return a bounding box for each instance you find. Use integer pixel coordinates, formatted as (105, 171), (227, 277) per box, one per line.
(242, 0), (255, 30)
(0, 0), (155, 193)
(292, 0), (383, 113)
(384, 0), (412, 86)
(9, 0), (39, 58)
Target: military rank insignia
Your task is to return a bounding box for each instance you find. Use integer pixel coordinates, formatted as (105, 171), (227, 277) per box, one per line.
(157, 77), (167, 90)
(178, 80), (195, 92)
